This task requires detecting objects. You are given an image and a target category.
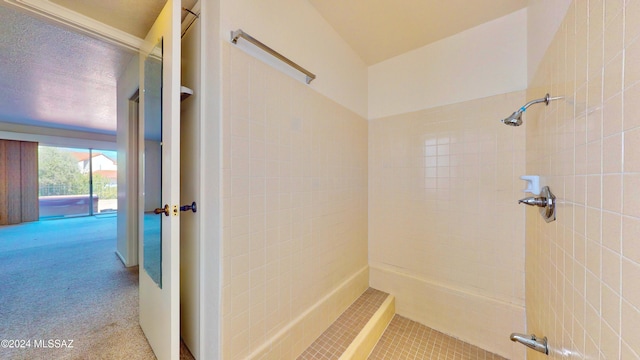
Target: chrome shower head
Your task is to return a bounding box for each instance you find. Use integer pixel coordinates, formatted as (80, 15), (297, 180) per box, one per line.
(500, 93), (563, 127)
(502, 110), (524, 126)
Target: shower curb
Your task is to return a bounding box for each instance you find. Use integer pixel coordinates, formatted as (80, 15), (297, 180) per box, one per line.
(339, 294), (395, 360)
(295, 288), (394, 360)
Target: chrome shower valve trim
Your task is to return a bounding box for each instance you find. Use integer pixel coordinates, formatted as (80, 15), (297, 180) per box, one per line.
(510, 333), (549, 355)
(518, 186), (556, 223)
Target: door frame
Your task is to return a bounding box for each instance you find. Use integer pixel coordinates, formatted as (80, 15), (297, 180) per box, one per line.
(126, 93), (139, 266)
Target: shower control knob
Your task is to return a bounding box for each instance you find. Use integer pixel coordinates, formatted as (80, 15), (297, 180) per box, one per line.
(518, 197), (547, 207)
(510, 333), (548, 354)
(517, 186), (556, 223)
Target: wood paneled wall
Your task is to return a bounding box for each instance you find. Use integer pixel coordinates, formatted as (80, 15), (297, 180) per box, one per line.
(20, 142), (38, 222)
(0, 141), (7, 224)
(5, 140), (22, 224)
(0, 140), (38, 225)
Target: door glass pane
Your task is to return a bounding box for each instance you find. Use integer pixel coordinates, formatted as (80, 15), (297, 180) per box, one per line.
(143, 38), (163, 287)
(38, 146), (92, 218)
(92, 150), (118, 214)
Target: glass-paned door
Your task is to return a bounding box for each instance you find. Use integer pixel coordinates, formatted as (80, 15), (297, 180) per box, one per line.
(38, 146), (92, 218)
(91, 150), (118, 214)
(38, 146), (118, 219)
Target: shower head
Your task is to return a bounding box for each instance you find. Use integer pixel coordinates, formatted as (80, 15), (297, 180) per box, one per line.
(502, 110), (524, 126)
(501, 93), (563, 127)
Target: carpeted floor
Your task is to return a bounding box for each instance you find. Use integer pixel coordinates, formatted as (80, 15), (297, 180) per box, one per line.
(0, 216), (194, 360)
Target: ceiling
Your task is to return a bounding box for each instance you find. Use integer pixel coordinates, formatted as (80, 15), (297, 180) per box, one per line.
(0, 4), (137, 134)
(0, 0), (169, 135)
(49, 0), (166, 39)
(0, 0), (528, 135)
(308, 0), (529, 65)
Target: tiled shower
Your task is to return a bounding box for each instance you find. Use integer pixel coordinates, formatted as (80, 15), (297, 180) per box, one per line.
(369, 92), (528, 358)
(217, 0), (640, 359)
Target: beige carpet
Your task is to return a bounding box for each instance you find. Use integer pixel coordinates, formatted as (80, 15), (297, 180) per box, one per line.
(0, 216), (195, 360)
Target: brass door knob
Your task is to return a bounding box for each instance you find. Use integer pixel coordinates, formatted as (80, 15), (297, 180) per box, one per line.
(153, 204), (170, 216)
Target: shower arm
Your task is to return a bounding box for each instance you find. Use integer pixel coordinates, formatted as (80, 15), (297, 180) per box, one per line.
(519, 94), (563, 112)
(501, 93), (563, 127)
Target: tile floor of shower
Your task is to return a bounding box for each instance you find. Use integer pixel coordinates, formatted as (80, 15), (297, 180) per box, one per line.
(368, 316), (507, 360)
(297, 289), (507, 360)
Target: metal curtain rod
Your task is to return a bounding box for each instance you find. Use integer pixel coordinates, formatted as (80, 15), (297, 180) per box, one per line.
(230, 29), (316, 84)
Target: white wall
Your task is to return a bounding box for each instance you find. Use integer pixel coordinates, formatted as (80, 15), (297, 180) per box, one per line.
(180, 9), (201, 358)
(368, 9), (528, 120)
(527, 0), (572, 83)
(116, 54), (139, 267)
(219, 0), (368, 118)
(198, 0), (222, 358)
(92, 154), (117, 171)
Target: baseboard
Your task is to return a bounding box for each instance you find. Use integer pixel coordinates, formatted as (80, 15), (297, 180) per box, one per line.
(369, 264), (526, 360)
(115, 250), (128, 267)
(247, 265), (370, 360)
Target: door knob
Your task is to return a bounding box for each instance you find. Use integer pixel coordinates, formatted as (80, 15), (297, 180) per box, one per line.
(153, 204), (170, 216)
(180, 201), (197, 213)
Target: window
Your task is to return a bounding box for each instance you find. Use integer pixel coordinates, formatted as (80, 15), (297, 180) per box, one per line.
(38, 146), (117, 218)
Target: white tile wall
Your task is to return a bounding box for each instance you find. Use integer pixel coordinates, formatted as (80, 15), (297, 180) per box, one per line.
(368, 91), (527, 359)
(526, 0), (640, 358)
(220, 43), (369, 360)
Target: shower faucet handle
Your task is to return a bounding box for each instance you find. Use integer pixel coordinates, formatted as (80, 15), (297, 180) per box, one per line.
(517, 186), (556, 223)
(518, 197), (547, 207)
(510, 333), (549, 354)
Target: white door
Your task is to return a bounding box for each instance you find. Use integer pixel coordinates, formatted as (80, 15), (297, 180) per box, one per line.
(138, 1), (181, 359)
